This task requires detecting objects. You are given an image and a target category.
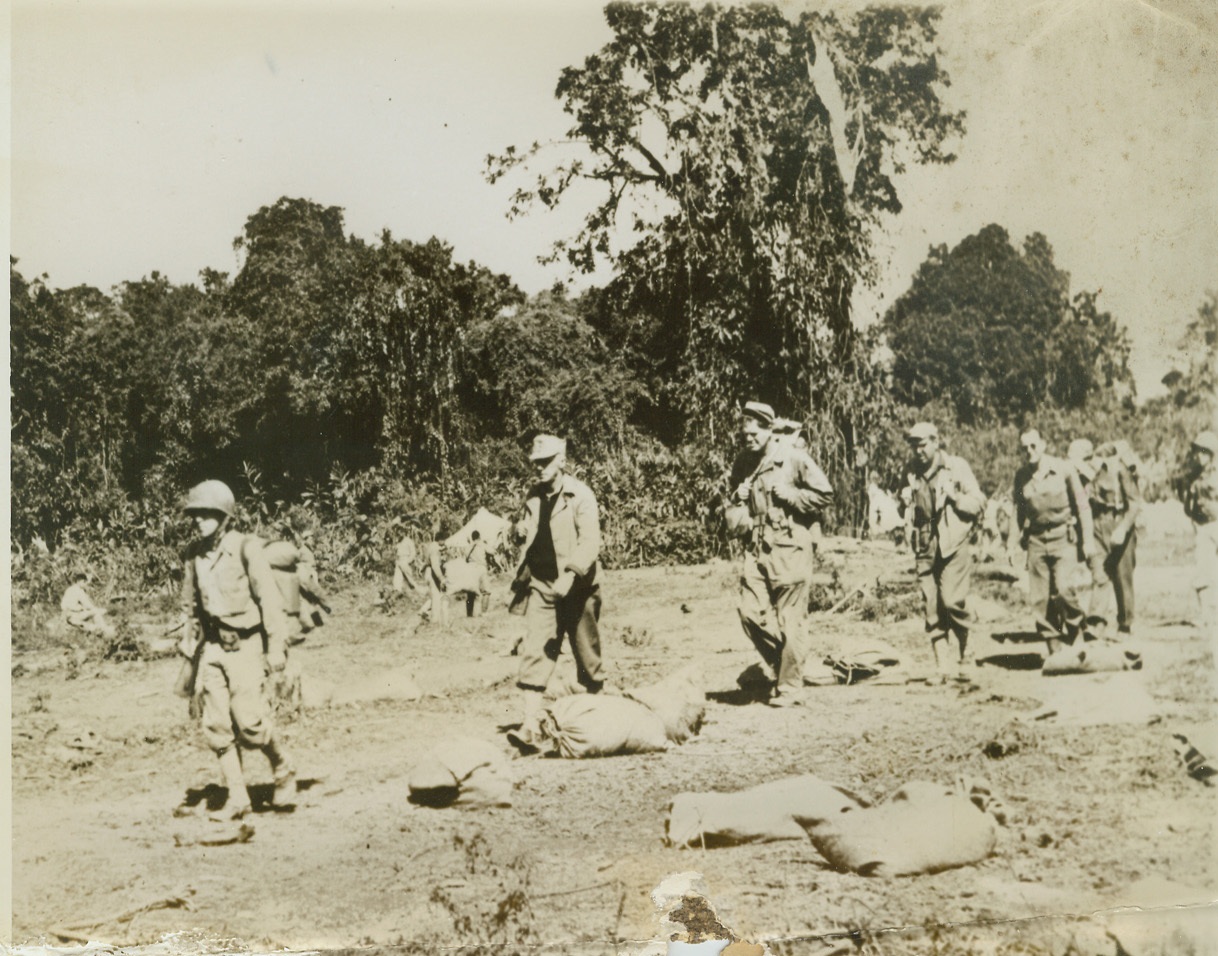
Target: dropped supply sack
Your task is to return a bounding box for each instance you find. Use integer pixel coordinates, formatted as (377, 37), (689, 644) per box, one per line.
(666, 773), (867, 848)
(539, 694), (669, 758)
(407, 736), (513, 808)
(795, 780), (998, 876)
(1042, 644), (1142, 675)
(626, 668), (706, 744)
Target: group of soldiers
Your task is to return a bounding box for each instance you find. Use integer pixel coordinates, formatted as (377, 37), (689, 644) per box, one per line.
(166, 408), (1218, 815)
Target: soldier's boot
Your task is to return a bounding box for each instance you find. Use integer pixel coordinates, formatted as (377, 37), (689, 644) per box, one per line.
(480, 592), (491, 615)
(955, 629), (971, 666)
(929, 632), (953, 677)
(215, 746), (252, 819)
(507, 689), (545, 753)
(262, 734), (296, 807)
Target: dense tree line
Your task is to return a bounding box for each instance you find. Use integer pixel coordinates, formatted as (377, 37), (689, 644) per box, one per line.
(13, 2), (1182, 613)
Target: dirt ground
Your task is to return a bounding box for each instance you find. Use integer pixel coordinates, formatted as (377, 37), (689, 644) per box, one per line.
(10, 528), (1218, 955)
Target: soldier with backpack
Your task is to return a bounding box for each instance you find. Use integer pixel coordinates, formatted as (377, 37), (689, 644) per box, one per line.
(904, 422), (985, 672)
(177, 480), (297, 819)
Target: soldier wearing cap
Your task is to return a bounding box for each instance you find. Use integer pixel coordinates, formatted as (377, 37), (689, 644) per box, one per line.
(1069, 438), (1141, 636)
(728, 401), (834, 706)
(508, 434), (605, 747)
(1014, 430), (1095, 648)
(904, 422), (985, 670)
(1183, 430), (1218, 631)
(178, 479), (296, 819)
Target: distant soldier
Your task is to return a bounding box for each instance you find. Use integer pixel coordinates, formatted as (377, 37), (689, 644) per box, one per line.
(1014, 431), (1095, 648)
(393, 533), (420, 593)
(904, 422), (985, 671)
(286, 527), (328, 634)
(463, 530), (491, 617)
(1071, 439), (1141, 636)
(60, 570), (116, 638)
(1182, 430), (1218, 633)
(993, 492), (1016, 558)
(729, 402), (833, 706)
(409, 527), (451, 632)
(508, 434), (605, 749)
(178, 480), (296, 819)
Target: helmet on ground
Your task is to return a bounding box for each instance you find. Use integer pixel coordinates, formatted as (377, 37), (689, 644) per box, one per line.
(183, 480), (236, 517)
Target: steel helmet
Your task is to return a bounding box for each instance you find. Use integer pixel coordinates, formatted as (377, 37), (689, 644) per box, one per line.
(183, 480), (236, 517)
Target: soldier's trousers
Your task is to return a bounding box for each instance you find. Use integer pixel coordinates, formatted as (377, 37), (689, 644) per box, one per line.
(1026, 533), (1088, 642)
(916, 544), (973, 640)
(517, 579), (603, 693)
(739, 551), (812, 693)
(199, 635), (273, 753)
(1089, 510), (1136, 632)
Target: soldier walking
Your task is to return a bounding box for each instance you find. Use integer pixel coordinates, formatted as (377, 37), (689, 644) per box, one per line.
(1013, 431), (1094, 649)
(904, 422), (985, 672)
(178, 480), (296, 819)
(1069, 438), (1141, 637)
(728, 402), (833, 707)
(507, 434), (605, 750)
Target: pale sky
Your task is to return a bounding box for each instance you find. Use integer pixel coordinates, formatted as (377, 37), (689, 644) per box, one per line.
(11, 0), (1218, 397)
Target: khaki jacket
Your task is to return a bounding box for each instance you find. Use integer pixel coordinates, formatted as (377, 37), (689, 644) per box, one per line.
(732, 442), (834, 555)
(515, 473), (601, 583)
(182, 529), (289, 657)
(1014, 455), (1093, 546)
(906, 452), (984, 559)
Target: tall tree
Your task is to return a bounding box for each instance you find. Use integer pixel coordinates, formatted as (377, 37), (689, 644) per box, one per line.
(1162, 291), (1218, 414)
(463, 289), (643, 453)
(882, 225), (1133, 424)
(226, 197), (360, 485)
(488, 1), (963, 445)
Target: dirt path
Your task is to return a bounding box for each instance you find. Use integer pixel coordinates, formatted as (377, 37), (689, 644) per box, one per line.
(11, 540), (1217, 952)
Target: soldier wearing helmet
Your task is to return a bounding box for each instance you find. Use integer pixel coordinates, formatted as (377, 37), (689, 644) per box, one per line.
(1183, 431), (1218, 633)
(178, 479), (296, 819)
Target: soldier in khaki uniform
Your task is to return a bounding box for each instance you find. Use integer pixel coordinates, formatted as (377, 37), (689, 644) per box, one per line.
(729, 402), (833, 706)
(1013, 431), (1094, 648)
(179, 480), (296, 819)
(1183, 430), (1218, 634)
(904, 422), (985, 670)
(508, 434), (605, 748)
(1069, 438), (1141, 636)
(60, 571), (116, 638)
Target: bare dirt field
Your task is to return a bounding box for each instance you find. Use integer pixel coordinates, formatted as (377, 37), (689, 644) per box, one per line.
(11, 526), (1218, 955)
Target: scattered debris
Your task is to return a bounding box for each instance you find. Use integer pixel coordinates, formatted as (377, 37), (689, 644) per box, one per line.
(1172, 733), (1216, 786)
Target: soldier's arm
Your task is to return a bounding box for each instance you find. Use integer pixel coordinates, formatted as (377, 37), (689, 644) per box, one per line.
(1066, 468), (1095, 554)
(567, 487), (602, 579)
(242, 537), (290, 668)
(949, 458), (985, 520)
(777, 454), (834, 515)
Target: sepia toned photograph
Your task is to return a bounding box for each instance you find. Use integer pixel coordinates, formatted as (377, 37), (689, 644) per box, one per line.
(9, 0), (1217, 953)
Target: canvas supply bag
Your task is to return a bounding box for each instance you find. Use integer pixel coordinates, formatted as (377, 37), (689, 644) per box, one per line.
(539, 694), (670, 758)
(666, 773), (867, 848)
(1042, 644), (1142, 675)
(407, 737), (513, 808)
(627, 667), (706, 744)
(796, 780), (998, 876)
